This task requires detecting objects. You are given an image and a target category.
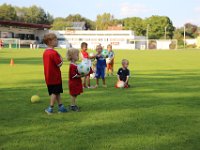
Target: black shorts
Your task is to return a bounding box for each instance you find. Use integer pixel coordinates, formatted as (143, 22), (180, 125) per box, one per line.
(47, 84), (63, 95)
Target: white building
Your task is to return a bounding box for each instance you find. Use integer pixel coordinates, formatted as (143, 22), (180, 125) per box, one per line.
(50, 30), (146, 49)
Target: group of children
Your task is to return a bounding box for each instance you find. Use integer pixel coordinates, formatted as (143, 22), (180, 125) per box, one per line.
(43, 33), (130, 114)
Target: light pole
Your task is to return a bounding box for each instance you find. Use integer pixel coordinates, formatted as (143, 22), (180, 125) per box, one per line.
(184, 25), (186, 49)
(146, 24), (149, 49)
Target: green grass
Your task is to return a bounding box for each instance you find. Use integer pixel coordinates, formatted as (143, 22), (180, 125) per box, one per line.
(0, 48), (200, 150)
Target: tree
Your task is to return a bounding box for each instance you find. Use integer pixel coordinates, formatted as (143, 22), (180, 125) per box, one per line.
(123, 17), (146, 36)
(13, 5), (53, 24)
(96, 13), (116, 30)
(65, 14), (95, 30)
(145, 16), (175, 39)
(51, 17), (70, 30)
(184, 23), (198, 38)
(0, 3), (17, 20)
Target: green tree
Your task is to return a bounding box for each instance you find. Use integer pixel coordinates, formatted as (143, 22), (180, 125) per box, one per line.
(0, 3), (17, 20)
(96, 13), (116, 30)
(145, 16), (175, 39)
(65, 14), (95, 30)
(123, 17), (146, 36)
(184, 23), (198, 38)
(51, 17), (70, 30)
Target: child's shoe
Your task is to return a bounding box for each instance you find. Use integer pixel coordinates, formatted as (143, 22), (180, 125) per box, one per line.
(102, 84), (107, 88)
(45, 106), (53, 115)
(58, 104), (67, 113)
(70, 105), (80, 112)
(94, 85), (98, 88)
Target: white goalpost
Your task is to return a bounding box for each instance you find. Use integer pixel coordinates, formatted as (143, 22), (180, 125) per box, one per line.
(1, 38), (21, 48)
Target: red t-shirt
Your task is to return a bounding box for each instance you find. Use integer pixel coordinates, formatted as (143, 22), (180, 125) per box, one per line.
(68, 63), (83, 96)
(43, 49), (63, 85)
(81, 50), (89, 59)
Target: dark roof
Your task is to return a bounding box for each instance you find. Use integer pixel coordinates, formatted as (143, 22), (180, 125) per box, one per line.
(0, 20), (51, 29)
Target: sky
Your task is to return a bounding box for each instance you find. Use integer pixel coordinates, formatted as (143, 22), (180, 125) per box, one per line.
(1, 0), (200, 27)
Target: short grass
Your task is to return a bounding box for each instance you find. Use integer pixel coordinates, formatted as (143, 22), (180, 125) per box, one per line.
(0, 48), (200, 150)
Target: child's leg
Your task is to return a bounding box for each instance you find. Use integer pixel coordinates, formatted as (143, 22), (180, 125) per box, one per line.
(83, 77), (87, 87)
(71, 95), (76, 106)
(86, 76), (90, 87)
(56, 94), (62, 105)
(102, 78), (106, 85)
(70, 95), (80, 111)
(50, 94), (57, 107)
(95, 78), (99, 87)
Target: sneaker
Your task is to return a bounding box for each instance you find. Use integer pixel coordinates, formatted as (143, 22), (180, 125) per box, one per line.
(45, 106), (53, 115)
(70, 105), (80, 112)
(102, 84), (107, 88)
(58, 105), (67, 113)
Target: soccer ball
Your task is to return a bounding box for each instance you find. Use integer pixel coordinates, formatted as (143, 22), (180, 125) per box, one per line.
(31, 95), (40, 103)
(116, 81), (125, 88)
(106, 58), (111, 64)
(77, 62), (90, 76)
(101, 49), (109, 58)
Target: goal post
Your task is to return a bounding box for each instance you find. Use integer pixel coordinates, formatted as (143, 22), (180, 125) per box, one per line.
(1, 38), (21, 48)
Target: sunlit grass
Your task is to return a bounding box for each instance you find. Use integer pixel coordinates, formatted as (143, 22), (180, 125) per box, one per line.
(0, 48), (200, 150)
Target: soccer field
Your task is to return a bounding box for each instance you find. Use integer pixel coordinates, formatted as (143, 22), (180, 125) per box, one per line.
(0, 48), (200, 150)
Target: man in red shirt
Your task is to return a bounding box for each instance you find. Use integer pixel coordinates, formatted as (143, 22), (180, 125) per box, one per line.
(43, 33), (67, 114)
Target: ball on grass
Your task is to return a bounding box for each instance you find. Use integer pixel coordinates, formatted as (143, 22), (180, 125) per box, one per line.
(31, 95), (40, 103)
(116, 81), (125, 88)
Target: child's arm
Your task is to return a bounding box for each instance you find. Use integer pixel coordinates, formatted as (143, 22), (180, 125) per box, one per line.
(54, 52), (63, 67)
(125, 76), (129, 84)
(117, 75), (121, 81)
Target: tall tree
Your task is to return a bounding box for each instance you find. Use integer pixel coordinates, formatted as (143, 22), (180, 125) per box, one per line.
(184, 23), (198, 38)
(96, 13), (115, 30)
(0, 3), (17, 20)
(51, 17), (70, 30)
(65, 14), (95, 30)
(145, 16), (175, 39)
(123, 17), (146, 36)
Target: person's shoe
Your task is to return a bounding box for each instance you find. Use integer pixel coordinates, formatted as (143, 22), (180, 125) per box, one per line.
(102, 84), (107, 88)
(45, 106), (53, 115)
(58, 105), (67, 113)
(94, 85), (98, 88)
(70, 105), (80, 112)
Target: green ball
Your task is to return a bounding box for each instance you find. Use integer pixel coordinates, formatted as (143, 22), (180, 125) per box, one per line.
(31, 95), (40, 103)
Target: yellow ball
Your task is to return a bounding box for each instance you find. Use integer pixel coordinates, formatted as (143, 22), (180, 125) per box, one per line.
(31, 95), (40, 103)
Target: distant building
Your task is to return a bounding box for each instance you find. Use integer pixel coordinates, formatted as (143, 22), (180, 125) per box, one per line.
(107, 24), (123, 30)
(66, 22), (86, 30)
(0, 20), (51, 47)
(50, 30), (146, 49)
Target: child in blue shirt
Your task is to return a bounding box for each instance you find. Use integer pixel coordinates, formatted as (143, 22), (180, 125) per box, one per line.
(95, 45), (107, 88)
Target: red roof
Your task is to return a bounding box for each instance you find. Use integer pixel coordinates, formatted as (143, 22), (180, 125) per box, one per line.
(0, 20), (51, 29)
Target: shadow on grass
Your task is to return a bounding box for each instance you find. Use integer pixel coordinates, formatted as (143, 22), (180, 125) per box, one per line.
(0, 69), (200, 149)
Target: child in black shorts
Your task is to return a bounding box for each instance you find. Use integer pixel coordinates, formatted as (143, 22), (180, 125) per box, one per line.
(117, 59), (130, 88)
(43, 33), (67, 114)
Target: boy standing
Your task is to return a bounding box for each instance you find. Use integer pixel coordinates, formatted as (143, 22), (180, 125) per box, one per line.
(43, 33), (67, 114)
(106, 44), (115, 76)
(95, 45), (107, 88)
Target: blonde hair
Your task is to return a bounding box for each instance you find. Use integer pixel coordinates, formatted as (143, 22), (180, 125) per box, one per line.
(96, 44), (103, 50)
(66, 48), (79, 61)
(122, 59), (129, 65)
(43, 33), (57, 45)
(107, 44), (112, 48)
